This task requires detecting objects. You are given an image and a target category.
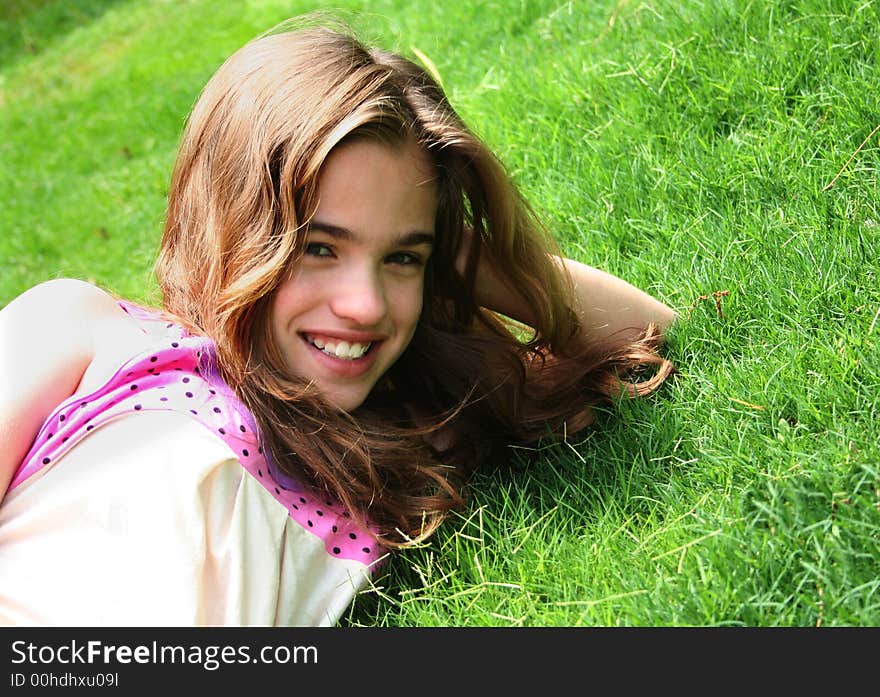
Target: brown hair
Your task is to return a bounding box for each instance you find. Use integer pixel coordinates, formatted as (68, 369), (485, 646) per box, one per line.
(155, 21), (673, 548)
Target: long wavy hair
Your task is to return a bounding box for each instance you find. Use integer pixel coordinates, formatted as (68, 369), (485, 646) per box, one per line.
(155, 21), (673, 548)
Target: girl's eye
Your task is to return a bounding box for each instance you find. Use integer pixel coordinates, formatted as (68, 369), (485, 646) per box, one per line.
(386, 251), (424, 267)
(305, 242), (334, 258)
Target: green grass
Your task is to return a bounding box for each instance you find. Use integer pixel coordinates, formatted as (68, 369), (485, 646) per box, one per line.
(2, 0), (879, 626)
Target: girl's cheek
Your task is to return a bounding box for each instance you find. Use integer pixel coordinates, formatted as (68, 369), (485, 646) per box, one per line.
(402, 277), (426, 316)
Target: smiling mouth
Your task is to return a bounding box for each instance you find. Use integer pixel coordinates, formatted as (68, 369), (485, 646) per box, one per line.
(303, 333), (374, 360)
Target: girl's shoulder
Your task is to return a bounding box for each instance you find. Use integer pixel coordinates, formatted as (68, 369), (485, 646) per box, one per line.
(8, 277), (140, 332)
(7, 278), (158, 398)
(5, 278), (98, 321)
(1, 279), (153, 497)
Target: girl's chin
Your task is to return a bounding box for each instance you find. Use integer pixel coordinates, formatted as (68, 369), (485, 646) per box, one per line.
(314, 384), (370, 412)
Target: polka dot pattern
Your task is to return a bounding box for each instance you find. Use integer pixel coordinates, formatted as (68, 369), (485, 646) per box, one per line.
(10, 301), (384, 567)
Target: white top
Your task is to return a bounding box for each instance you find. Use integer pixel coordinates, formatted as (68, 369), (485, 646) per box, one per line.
(0, 411), (375, 626)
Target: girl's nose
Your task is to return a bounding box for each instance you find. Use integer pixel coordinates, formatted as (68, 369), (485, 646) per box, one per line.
(329, 269), (388, 326)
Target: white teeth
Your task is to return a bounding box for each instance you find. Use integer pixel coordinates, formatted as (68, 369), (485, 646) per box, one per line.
(306, 335), (370, 360)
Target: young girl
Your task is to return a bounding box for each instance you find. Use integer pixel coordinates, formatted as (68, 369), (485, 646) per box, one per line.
(0, 20), (675, 626)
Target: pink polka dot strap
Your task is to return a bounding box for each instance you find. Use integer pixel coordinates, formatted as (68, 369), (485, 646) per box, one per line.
(11, 301), (385, 568)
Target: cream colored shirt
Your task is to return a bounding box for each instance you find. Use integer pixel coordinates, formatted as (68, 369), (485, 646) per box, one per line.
(0, 411), (377, 626)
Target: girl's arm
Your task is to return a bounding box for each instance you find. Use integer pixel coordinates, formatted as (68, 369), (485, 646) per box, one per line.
(0, 279), (126, 500)
(545, 257), (676, 346)
(460, 232), (677, 348)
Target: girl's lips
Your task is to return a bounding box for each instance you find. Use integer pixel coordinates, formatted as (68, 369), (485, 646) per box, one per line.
(303, 332), (372, 359)
(300, 333), (381, 378)
(301, 329), (385, 343)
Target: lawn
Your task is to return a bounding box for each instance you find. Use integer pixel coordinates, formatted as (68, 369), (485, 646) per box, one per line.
(1, 0), (878, 626)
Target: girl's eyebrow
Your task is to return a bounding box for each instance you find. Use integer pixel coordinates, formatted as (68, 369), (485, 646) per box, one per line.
(308, 221), (435, 247)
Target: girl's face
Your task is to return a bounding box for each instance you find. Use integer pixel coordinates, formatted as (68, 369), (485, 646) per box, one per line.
(270, 137), (438, 412)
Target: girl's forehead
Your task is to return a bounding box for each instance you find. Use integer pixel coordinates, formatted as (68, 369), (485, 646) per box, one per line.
(309, 137), (438, 239)
(319, 137), (437, 193)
